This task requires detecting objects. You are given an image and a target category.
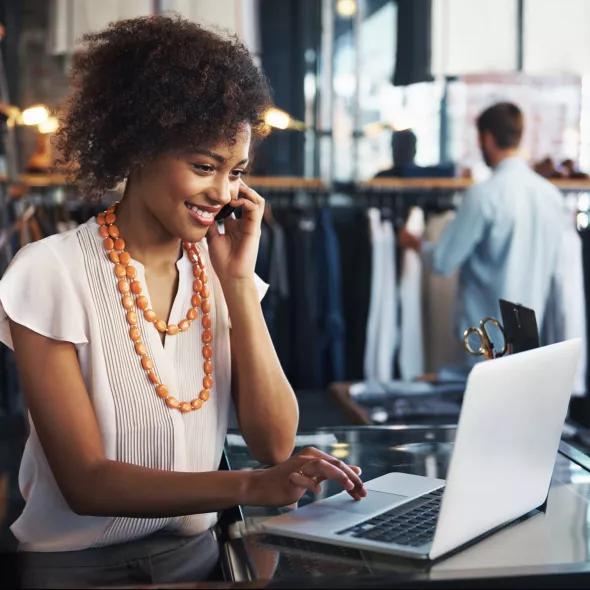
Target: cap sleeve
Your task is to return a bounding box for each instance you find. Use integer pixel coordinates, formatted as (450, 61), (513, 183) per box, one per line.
(0, 241), (89, 350)
(254, 273), (269, 302)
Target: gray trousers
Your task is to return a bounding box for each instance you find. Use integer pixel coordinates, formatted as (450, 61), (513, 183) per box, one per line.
(19, 530), (220, 589)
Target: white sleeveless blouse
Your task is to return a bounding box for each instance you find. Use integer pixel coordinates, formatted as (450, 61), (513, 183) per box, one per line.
(0, 218), (267, 552)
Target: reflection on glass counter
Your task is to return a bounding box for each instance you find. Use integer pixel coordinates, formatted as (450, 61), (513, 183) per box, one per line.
(224, 427), (590, 585)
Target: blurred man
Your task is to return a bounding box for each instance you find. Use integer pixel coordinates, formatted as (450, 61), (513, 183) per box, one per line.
(399, 102), (567, 352)
(375, 129), (418, 178)
(375, 129), (455, 179)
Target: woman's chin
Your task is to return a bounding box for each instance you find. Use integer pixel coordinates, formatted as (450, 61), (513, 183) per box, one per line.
(178, 226), (209, 244)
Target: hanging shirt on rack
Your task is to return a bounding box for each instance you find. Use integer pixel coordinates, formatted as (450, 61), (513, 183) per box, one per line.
(543, 204), (587, 396)
(399, 207), (425, 381)
(332, 207), (372, 381)
(422, 211), (464, 373)
(315, 208), (345, 383)
(364, 209), (397, 383)
(425, 157), (567, 354)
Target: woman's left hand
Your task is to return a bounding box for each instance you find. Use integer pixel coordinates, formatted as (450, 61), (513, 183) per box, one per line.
(206, 179), (264, 285)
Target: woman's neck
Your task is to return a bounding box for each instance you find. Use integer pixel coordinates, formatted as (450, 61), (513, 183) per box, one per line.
(114, 189), (182, 272)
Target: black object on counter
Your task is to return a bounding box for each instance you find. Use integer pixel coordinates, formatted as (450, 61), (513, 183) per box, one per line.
(499, 299), (540, 355)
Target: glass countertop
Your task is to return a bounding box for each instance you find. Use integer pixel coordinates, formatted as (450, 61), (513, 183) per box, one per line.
(223, 426), (590, 587)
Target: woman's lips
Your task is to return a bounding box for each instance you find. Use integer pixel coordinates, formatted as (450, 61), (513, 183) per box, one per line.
(184, 201), (218, 227)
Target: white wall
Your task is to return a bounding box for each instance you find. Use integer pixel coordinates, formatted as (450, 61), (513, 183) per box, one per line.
(47, 0), (152, 54)
(48, 0), (259, 55)
(431, 0), (518, 76)
(161, 0), (260, 54)
(432, 0), (590, 77)
(524, 0), (590, 75)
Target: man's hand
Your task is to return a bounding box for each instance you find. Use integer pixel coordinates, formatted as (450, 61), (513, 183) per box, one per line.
(397, 227), (422, 251)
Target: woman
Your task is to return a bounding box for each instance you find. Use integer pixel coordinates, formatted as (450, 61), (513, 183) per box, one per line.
(0, 15), (365, 588)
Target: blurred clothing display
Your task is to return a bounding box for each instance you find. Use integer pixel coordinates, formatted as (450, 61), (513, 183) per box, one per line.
(348, 381), (463, 425)
(257, 207), (347, 390)
(332, 209), (372, 382)
(427, 157), (568, 351)
(274, 209), (322, 389)
(543, 207), (587, 396)
(255, 216), (290, 367)
(422, 211), (464, 373)
(364, 209), (397, 384)
(315, 209), (345, 385)
(399, 207), (425, 381)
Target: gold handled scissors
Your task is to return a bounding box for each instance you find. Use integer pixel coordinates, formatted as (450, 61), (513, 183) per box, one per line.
(463, 317), (507, 361)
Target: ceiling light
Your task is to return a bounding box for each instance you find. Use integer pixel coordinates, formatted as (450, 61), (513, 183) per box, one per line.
(264, 107), (306, 131)
(337, 0), (357, 18)
(38, 116), (59, 134)
(265, 108), (291, 130)
(21, 105), (50, 126)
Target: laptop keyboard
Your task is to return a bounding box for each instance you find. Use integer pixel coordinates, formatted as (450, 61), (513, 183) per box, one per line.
(336, 487), (445, 548)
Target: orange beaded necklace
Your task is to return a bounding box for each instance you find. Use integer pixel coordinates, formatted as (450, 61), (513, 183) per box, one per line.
(97, 204), (213, 413)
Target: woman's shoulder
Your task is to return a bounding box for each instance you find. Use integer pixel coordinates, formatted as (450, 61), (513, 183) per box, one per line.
(15, 220), (85, 255)
(13, 219), (98, 272)
(0, 223), (92, 349)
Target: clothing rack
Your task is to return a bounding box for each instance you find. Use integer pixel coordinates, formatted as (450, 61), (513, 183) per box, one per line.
(1, 175), (590, 409)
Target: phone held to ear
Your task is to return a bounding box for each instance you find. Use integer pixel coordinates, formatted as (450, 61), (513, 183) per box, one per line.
(215, 203), (243, 221)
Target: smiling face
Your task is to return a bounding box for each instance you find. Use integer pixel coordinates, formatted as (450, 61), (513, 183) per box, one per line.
(127, 126), (251, 243)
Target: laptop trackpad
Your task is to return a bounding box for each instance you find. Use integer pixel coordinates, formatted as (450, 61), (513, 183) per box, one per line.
(321, 489), (408, 515)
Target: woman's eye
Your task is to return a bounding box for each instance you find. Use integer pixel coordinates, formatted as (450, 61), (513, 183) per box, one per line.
(230, 170), (244, 179)
(193, 164), (215, 174)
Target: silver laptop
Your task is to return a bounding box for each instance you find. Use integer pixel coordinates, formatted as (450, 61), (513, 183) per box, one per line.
(263, 339), (582, 561)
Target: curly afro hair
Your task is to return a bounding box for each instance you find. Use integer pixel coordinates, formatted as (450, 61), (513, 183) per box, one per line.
(55, 15), (272, 198)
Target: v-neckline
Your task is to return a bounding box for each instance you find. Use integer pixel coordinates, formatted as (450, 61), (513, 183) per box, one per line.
(131, 249), (190, 354)
(89, 217), (191, 355)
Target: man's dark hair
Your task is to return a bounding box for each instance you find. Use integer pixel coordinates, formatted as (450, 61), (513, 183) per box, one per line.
(392, 129), (417, 167)
(476, 102), (523, 149)
(56, 15), (272, 198)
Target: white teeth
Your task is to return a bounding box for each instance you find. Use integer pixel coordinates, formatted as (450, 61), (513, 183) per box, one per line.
(185, 202), (214, 219)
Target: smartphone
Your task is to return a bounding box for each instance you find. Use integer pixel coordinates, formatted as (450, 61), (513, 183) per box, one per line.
(215, 203), (243, 221)
(215, 203), (234, 221)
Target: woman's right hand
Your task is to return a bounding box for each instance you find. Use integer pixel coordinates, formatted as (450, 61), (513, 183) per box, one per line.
(245, 447), (367, 508)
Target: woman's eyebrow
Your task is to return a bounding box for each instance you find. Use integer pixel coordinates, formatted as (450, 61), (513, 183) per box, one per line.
(193, 150), (249, 167)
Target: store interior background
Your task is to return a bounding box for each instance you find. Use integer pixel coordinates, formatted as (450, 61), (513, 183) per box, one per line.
(3, 0), (590, 550)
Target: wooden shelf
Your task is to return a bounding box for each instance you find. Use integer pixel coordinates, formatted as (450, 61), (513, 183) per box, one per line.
(3, 173), (590, 193)
(0, 174), (325, 191)
(361, 178), (473, 190)
(362, 177), (590, 191)
(246, 176), (325, 189)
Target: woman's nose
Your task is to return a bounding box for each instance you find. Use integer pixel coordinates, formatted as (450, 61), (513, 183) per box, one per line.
(209, 176), (232, 206)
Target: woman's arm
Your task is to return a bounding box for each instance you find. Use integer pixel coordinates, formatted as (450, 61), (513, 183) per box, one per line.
(228, 278), (298, 466)
(11, 320), (255, 517)
(11, 321), (359, 517)
(207, 180), (298, 466)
